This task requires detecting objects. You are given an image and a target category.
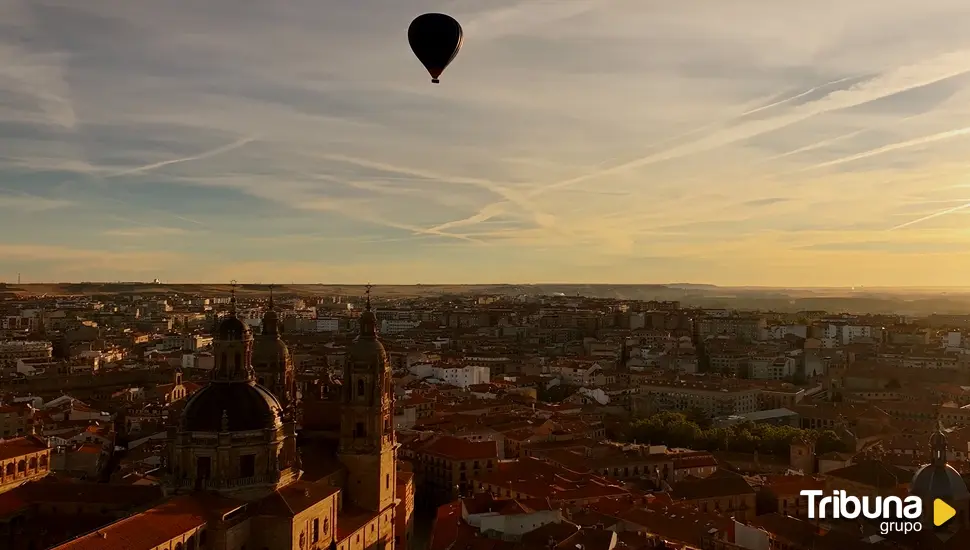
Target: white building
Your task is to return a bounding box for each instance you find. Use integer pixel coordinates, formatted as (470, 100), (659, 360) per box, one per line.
(750, 357), (796, 380)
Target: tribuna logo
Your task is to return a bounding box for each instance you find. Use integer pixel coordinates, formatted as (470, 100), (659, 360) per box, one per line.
(801, 490), (923, 534)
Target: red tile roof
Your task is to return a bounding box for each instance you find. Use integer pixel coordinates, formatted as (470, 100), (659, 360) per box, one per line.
(0, 435), (48, 461)
(52, 495), (207, 550)
(420, 436), (498, 461)
(473, 457), (628, 503)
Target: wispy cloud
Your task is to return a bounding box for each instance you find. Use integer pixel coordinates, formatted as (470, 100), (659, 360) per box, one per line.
(0, 193), (72, 212)
(102, 226), (190, 237)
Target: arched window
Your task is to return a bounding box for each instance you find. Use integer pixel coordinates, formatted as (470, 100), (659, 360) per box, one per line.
(5, 463), (12, 475)
(355, 422), (365, 437)
(17, 460), (25, 473)
(28, 457), (36, 469)
(357, 379), (365, 397)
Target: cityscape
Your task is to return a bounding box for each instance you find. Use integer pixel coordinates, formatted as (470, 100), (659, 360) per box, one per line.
(6, 0), (970, 549)
(0, 283), (967, 549)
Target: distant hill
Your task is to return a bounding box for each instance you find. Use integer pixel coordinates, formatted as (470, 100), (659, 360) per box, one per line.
(2, 282), (969, 315)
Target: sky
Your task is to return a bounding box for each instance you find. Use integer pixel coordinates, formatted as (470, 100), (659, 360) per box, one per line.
(4, 0), (970, 286)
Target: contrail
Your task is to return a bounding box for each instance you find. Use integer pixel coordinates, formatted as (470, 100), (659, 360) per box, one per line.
(762, 129), (867, 163)
(799, 126), (970, 172)
(417, 77), (863, 237)
(526, 51), (970, 198)
(624, 76), (864, 156)
(738, 75), (860, 117)
(107, 135), (258, 177)
(890, 201), (970, 231)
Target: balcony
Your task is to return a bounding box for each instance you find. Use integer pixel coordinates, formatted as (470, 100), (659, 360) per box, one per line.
(168, 467), (299, 490)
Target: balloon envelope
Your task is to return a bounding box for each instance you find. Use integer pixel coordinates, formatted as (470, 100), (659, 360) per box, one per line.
(408, 13), (463, 83)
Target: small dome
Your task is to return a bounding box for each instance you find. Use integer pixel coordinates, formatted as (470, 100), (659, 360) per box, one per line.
(349, 306), (387, 366)
(910, 429), (970, 502)
(253, 337), (290, 367)
(910, 462), (970, 502)
(262, 309), (280, 335)
(218, 315), (251, 341)
(181, 380), (282, 432)
(349, 333), (387, 367)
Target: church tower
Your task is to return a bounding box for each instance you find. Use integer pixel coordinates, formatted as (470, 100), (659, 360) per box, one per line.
(252, 284), (296, 407)
(338, 285), (397, 515)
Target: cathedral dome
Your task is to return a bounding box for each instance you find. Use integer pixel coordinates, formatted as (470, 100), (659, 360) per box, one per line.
(180, 380), (283, 432)
(910, 429), (970, 502)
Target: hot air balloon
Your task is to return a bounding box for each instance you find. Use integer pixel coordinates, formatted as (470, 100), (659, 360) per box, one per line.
(408, 13), (463, 84)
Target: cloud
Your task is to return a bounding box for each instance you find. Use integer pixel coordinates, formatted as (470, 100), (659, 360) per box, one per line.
(0, 242), (182, 267)
(101, 226), (190, 237)
(742, 197), (791, 208)
(5, 0), (970, 285)
(0, 193), (72, 211)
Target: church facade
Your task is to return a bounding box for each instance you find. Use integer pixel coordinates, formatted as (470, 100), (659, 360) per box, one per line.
(56, 288), (402, 550)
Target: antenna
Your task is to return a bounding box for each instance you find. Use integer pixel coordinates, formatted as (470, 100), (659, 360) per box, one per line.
(364, 283), (373, 311)
(267, 283), (276, 309)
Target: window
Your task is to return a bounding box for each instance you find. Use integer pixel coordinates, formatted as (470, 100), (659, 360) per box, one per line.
(313, 519), (319, 542)
(386, 473), (390, 489)
(235, 353), (241, 368)
(357, 379), (365, 397)
(355, 422), (365, 437)
(239, 454), (256, 478)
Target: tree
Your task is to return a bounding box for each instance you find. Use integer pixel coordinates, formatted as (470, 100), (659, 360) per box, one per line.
(626, 415), (849, 456)
(685, 407), (712, 430)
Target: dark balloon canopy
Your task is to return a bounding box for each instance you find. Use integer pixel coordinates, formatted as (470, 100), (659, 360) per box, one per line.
(408, 13), (463, 84)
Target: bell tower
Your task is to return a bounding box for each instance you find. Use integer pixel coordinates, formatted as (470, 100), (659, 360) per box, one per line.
(252, 284), (296, 407)
(338, 285), (397, 515)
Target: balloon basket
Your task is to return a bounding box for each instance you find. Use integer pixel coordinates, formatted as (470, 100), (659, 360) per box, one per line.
(431, 78), (440, 84)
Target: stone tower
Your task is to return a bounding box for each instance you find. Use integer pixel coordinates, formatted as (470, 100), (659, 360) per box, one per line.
(338, 285), (397, 514)
(252, 285), (296, 407)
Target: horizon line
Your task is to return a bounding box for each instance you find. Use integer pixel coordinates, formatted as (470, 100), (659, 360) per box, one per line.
(4, 282), (970, 290)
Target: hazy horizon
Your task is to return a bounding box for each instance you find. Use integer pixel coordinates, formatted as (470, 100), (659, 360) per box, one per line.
(8, 281), (970, 293)
(4, 1), (970, 285)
